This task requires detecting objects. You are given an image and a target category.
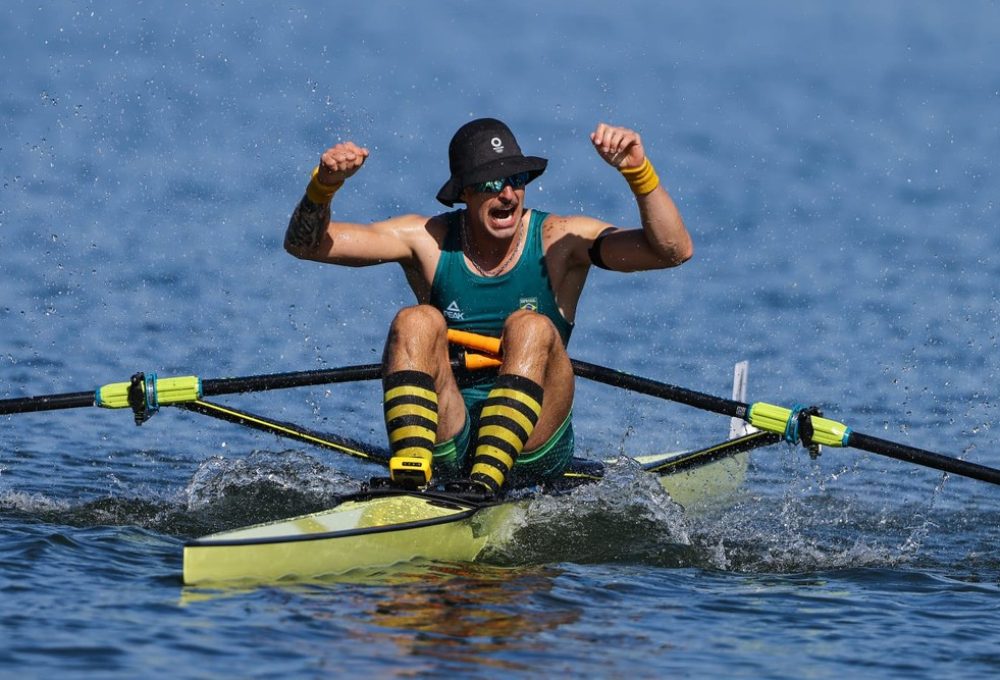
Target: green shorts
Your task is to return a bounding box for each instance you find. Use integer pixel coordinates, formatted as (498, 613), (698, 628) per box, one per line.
(432, 396), (575, 487)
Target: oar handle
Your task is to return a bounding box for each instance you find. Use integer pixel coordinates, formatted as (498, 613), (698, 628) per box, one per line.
(447, 329), (502, 356)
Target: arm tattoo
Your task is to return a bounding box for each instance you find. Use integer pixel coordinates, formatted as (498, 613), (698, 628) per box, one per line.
(284, 195), (331, 249)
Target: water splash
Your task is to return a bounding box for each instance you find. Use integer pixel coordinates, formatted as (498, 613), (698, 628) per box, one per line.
(0, 489), (72, 515)
(184, 449), (354, 510)
(484, 457), (696, 567)
(472, 450), (994, 575)
(683, 479), (955, 574)
(180, 449), (359, 533)
(0, 449), (360, 539)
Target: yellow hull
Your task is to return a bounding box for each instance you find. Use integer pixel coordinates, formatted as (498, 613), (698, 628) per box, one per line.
(182, 447), (751, 586)
(183, 493), (520, 585)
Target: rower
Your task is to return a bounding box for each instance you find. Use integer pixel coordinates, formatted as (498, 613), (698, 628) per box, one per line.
(283, 117), (694, 498)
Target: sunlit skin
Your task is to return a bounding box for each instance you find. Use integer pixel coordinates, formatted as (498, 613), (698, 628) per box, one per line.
(284, 123), (693, 451)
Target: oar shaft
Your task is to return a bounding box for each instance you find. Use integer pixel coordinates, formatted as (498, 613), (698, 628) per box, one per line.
(201, 364), (382, 396)
(571, 359), (748, 419)
(0, 391), (95, 415)
(848, 431), (1000, 485)
(8, 344), (999, 488)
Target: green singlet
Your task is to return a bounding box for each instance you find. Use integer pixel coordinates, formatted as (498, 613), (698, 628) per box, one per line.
(430, 209), (573, 343)
(428, 209), (575, 484)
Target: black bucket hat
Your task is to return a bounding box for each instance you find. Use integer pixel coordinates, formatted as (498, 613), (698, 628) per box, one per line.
(436, 118), (547, 207)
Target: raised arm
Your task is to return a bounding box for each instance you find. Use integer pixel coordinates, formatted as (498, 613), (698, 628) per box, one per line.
(587, 123), (694, 272)
(283, 142), (420, 267)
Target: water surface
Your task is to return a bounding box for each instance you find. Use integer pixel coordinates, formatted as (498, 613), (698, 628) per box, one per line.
(2, 1), (999, 677)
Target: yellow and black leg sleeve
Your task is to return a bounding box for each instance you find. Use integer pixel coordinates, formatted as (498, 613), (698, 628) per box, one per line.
(384, 370), (438, 489)
(470, 374), (543, 495)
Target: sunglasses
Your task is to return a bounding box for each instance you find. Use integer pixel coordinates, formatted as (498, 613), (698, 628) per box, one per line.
(469, 172), (532, 194)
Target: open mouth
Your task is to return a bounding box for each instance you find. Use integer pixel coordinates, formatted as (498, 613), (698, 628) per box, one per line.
(489, 204), (518, 228)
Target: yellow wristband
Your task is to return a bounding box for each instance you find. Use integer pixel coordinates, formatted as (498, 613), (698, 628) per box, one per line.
(305, 165), (344, 205)
(619, 158), (660, 196)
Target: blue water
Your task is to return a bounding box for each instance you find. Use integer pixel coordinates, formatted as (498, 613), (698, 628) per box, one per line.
(3, 1), (1000, 677)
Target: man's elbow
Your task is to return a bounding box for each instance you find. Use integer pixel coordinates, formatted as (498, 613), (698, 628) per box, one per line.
(283, 237), (313, 261)
(655, 239), (693, 267)
(676, 241), (694, 265)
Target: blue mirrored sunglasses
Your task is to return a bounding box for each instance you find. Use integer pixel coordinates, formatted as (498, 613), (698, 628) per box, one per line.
(469, 171), (532, 194)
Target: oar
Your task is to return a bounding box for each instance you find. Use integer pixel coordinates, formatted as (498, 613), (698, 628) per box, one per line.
(0, 330), (494, 417)
(0, 335), (508, 419)
(0, 364), (383, 417)
(0, 337), (513, 419)
(571, 360), (1000, 487)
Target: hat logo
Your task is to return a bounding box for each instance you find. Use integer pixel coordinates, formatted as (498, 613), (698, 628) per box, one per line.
(436, 118), (547, 207)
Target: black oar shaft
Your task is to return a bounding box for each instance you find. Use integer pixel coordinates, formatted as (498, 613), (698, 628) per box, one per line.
(848, 432), (1000, 486)
(0, 391), (95, 415)
(201, 364), (382, 396)
(572, 359), (748, 419)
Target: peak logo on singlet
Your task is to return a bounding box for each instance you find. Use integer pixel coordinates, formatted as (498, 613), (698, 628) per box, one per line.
(444, 300), (465, 320)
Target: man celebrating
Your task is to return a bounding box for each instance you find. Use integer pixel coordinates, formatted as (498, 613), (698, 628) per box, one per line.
(284, 118), (693, 498)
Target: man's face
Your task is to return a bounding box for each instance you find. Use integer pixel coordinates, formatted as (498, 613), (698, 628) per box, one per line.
(461, 173), (529, 240)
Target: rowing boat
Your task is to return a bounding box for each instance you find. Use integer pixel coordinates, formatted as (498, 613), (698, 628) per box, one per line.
(181, 362), (766, 585)
(182, 433), (766, 585)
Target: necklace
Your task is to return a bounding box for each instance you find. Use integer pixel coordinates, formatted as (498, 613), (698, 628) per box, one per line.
(460, 210), (525, 277)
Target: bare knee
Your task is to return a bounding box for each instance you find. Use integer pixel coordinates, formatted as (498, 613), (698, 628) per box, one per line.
(384, 305), (448, 370)
(389, 304), (447, 337)
(501, 310), (561, 353)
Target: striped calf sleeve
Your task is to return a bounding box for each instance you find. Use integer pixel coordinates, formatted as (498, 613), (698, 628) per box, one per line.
(470, 374), (544, 494)
(384, 370), (438, 486)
